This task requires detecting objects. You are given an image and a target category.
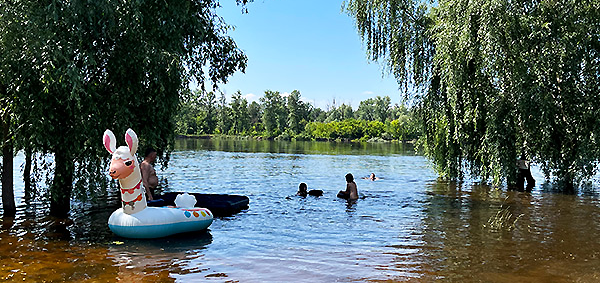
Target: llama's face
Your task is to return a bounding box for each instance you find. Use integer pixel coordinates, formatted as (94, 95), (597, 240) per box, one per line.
(103, 129), (139, 180)
(108, 147), (136, 179)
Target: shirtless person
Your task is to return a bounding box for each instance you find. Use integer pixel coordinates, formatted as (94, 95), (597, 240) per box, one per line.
(140, 147), (158, 201)
(338, 173), (358, 200)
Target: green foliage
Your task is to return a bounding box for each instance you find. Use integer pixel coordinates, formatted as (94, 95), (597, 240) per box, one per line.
(176, 88), (420, 142)
(217, 92), (233, 134)
(260, 90), (287, 137)
(356, 96), (392, 122)
(286, 90), (302, 134)
(388, 114), (419, 141)
(325, 103), (354, 122)
(345, 0), (600, 188)
(230, 91), (250, 134)
(0, 0), (248, 215)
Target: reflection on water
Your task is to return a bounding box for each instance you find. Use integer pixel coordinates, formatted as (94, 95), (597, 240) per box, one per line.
(175, 138), (416, 156)
(1, 139), (600, 282)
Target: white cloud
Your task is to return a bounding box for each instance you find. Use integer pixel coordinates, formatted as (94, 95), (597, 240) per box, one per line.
(243, 93), (257, 101)
(362, 91), (375, 95)
(281, 92), (291, 98)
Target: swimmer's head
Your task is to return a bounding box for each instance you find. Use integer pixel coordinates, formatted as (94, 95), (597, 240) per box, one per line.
(345, 173), (354, 183)
(298, 182), (307, 193)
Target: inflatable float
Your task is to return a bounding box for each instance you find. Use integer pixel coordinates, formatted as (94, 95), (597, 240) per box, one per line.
(103, 129), (213, 239)
(151, 192), (249, 217)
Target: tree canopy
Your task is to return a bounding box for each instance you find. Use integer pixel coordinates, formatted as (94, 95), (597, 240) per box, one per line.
(344, 0), (600, 189)
(175, 90), (420, 142)
(1, 0), (248, 216)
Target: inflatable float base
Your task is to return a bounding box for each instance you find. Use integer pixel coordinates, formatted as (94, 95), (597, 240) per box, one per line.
(108, 206), (213, 239)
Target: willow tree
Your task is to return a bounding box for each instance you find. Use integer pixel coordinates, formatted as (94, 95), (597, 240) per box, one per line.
(344, 0), (600, 189)
(2, 0), (247, 217)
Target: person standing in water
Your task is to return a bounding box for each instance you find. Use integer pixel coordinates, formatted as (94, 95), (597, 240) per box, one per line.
(140, 147), (159, 200)
(516, 152), (535, 190)
(338, 173), (358, 200)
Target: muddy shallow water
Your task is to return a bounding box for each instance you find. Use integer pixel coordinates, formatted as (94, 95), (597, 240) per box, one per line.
(1, 139), (600, 282)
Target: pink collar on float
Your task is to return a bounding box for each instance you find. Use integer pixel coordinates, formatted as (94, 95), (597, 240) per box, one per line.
(121, 179), (142, 195)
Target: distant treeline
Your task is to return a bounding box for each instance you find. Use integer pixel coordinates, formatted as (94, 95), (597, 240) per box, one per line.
(175, 90), (420, 142)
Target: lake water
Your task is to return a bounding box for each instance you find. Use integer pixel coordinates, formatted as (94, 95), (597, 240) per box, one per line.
(1, 139), (600, 282)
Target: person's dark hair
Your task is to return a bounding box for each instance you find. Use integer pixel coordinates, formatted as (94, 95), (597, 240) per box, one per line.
(145, 147), (157, 158)
(345, 173), (354, 183)
(299, 183), (307, 191)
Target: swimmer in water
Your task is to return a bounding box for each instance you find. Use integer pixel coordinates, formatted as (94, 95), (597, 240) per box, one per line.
(297, 183), (323, 197)
(337, 173), (358, 200)
(297, 182), (308, 197)
(361, 173), (380, 181)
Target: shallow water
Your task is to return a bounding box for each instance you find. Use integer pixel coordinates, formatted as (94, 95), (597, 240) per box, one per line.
(1, 139), (600, 282)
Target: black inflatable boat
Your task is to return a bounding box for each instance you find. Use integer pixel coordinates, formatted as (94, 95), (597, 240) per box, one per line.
(149, 192), (249, 217)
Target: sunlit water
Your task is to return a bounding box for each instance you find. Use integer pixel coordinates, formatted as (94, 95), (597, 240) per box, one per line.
(1, 139), (600, 282)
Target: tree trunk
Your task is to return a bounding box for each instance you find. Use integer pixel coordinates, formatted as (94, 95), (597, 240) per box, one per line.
(1, 113), (16, 217)
(49, 151), (73, 218)
(24, 148), (32, 202)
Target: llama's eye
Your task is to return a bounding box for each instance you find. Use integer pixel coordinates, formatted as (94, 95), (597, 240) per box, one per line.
(124, 160), (133, 166)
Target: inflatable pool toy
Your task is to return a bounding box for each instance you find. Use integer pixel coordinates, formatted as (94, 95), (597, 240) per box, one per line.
(103, 128), (213, 238)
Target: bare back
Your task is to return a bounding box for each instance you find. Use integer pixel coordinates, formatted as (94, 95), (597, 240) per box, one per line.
(346, 181), (358, 200)
(140, 160), (158, 189)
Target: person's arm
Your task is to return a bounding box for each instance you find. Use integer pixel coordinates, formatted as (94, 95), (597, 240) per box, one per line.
(345, 183), (352, 194)
(145, 186), (154, 201)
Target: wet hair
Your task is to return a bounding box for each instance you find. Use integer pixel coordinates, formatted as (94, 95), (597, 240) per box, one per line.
(299, 183), (307, 191)
(345, 173), (354, 183)
(145, 147), (157, 158)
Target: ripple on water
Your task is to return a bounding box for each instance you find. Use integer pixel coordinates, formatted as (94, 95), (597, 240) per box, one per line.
(2, 140), (600, 282)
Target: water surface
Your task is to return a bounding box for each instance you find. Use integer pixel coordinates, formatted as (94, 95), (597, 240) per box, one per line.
(1, 139), (600, 282)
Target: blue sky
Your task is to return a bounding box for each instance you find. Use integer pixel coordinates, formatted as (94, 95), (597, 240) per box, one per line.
(216, 0), (402, 110)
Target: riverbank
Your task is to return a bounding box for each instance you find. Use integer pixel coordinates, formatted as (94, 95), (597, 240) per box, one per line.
(176, 133), (417, 143)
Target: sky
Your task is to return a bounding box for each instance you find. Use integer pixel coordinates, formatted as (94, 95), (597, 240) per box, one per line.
(215, 0), (403, 110)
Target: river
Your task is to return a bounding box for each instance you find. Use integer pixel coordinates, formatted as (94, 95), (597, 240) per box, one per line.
(1, 138), (600, 282)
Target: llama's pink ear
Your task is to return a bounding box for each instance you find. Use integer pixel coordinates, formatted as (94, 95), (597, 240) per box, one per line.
(125, 128), (138, 155)
(103, 130), (116, 154)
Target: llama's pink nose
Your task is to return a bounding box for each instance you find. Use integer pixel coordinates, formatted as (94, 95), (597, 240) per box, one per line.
(109, 170), (117, 177)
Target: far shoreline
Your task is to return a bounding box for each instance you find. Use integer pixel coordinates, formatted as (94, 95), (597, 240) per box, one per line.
(176, 134), (417, 144)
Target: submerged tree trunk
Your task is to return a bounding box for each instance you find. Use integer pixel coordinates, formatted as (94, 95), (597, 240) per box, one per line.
(49, 151), (74, 218)
(23, 148), (33, 202)
(1, 113), (16, 217)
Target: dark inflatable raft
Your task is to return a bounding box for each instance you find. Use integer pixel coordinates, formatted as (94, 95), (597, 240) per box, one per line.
(150, 192), (249, 217)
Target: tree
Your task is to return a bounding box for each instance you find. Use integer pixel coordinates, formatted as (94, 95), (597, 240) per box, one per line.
(230, 91), (250, 134)
(374, 96), (391, 122)
(198, 91), (218, 134)
(248, 101), (262, 125)
(339, 104), (355, 120)
(261, 90), (286, 136)
(1, 0), (248, 217)
(0, 0), (46, 217)
(309, 107), (327, 122)
(345, 0), (600, 189)
(217, 92), (232, 134)
(287, 90), (302, 134)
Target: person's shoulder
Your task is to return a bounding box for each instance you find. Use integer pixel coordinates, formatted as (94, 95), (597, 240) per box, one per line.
(140, 161), (150, 169)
